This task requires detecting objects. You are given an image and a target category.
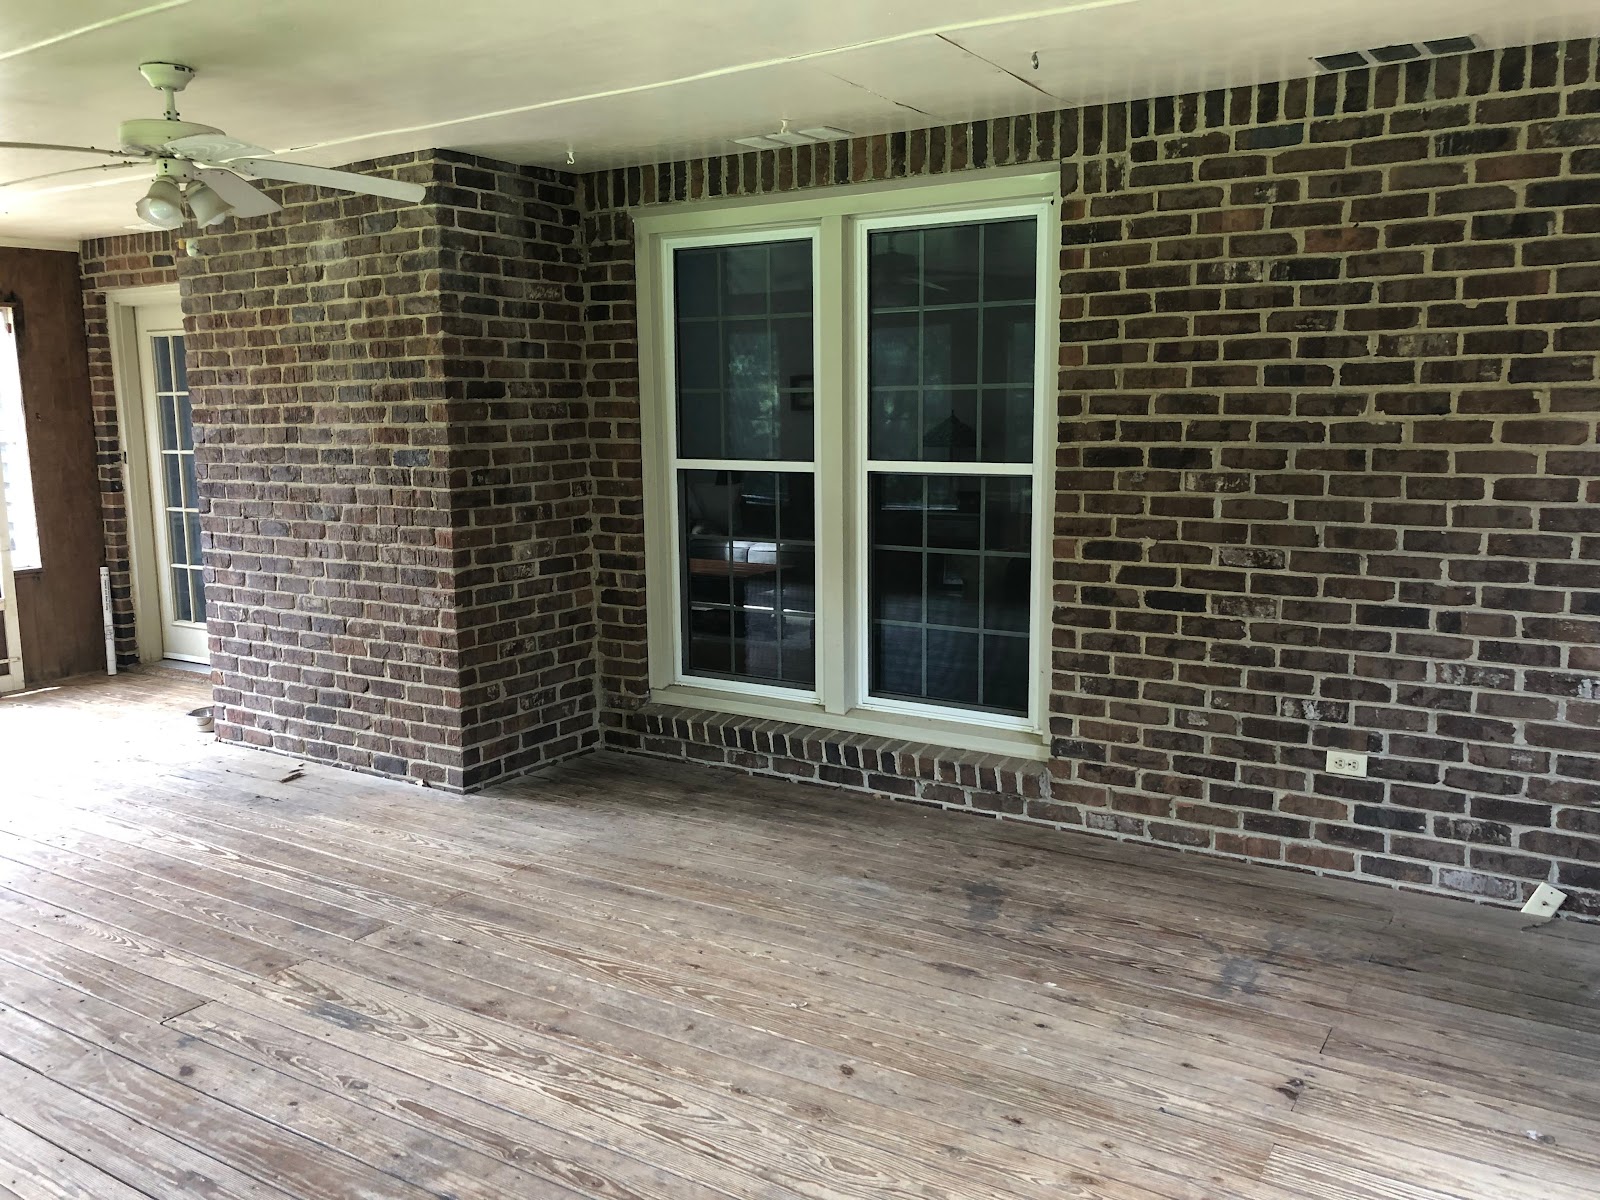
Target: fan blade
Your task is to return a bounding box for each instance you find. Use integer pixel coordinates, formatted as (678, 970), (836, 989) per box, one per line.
(193, 168), (282, 218)
(0, 160), (144, 190)
(0, 141), (141, 158)
(164, 134), (270, 162)
(222, 157), (425, 203)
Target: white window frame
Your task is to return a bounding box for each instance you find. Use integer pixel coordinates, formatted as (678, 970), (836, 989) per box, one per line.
(637, 167), (1059, 759)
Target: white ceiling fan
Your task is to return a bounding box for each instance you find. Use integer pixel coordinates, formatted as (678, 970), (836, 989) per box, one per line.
(0, 62), (426, 230)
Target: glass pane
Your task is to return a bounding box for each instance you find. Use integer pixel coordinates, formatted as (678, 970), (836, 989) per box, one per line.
(158, 394), (177, 453)
(926, 629), (980, 705)
(675, 251), (719, 319)
(154, 337), (173, 393)
(869, 312), (918, 387)
(926, 475), (979, 550)
(170, 334), (188, 392)
(171, 566), (192, 622)
(868, 473), (1031, 716)
(677, 323), (720, 390)
(979, 388), (1033, 463)
(984, 635), (1028, 711)
(166, 509), (186, 566)
(871, 550), (922, 622)
(182, 453), (200, 512)
(176, 389), (194, 450)
(983, 557), (1031, 632)
(869, 230), (920, 309)
(921, 309), (979, 387)
(869, 389), (919, 461)
(185, 511), (203, 568)
(162, 454), (183, 510)
(985, 478), (1033, 553)
(867, 217), (1037, 465)
(926, 552), (981, 629)
(188, 569), (207, 624)
(674, 240), (813, 462)
(982, 305), (1035, 386)
(922, 224), (981, 306)
(722, 245), (768, 315)
(678, 469), (814, 688)
(984, 220), (1036, 302)
(920, 389), (977, 461)
(769, 241), (811, 313)
(872, 622), (922, 698)
(678, 392), (722, 459)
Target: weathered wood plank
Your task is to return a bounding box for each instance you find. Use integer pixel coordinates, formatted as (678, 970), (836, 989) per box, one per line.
(1, 669), (1597, 1200)
(0, 1116), (151, 1200)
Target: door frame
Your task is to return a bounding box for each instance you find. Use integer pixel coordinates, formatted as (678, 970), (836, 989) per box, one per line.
(0, 431), (22, 694)
(0, 303), (27, 692)
(106, 284), (184, 665)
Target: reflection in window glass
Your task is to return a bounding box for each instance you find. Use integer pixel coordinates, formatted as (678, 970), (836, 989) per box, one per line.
(866, 217), (1036, 463)
(674, 240), (813, 461)
(868, 474), (1030, 714)
(680, 470), (815, 686)
(0, 310), (41, 574)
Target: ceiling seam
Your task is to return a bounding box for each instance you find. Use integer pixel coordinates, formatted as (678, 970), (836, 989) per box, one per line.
(0, 0), (201, 64)
(934, 32), (1061, 100)
(273, 0), (1144, 156)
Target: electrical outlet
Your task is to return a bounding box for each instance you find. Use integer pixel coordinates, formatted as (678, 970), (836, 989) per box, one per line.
(1521, 882), (1567, 919)
(1327, 751), (1367, 777)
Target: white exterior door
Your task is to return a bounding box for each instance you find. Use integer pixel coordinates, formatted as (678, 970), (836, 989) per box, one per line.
(0, 460), (21, 692)
(133, 305), (207, 663)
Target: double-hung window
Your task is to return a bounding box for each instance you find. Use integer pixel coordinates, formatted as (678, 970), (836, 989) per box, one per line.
(640, 171), (1056, 756)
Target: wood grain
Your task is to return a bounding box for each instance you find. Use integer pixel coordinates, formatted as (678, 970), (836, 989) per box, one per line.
(0, 668), (1596, 1200)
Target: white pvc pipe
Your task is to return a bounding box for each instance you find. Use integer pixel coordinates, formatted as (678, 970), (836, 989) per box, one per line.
(100, 565), (116, 676)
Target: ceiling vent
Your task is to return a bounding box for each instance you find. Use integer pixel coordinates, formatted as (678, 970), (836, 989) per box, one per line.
(1313, 34), (1480, 72)
(733, 125), (852, 151)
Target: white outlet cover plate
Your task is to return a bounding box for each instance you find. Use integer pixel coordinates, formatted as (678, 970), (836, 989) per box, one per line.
(1327, 751), (1367, 777)
(1521, 882), (1567, 919)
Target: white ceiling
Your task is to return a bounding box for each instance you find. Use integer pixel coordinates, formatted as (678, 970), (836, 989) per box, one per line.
(2, 0), (1597, 248)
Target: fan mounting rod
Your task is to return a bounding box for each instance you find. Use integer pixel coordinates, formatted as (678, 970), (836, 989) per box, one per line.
(139, 62), (195, 119)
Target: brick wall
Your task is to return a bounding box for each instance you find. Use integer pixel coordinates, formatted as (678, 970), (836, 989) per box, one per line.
(167, 150), (592, 789)
(79, 232), (178, 664)
(435, 159), (599, 789)
(584, 39), (1600, 919)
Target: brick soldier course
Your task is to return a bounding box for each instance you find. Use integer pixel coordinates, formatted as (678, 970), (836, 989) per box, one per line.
(82, 40), (1600, 916)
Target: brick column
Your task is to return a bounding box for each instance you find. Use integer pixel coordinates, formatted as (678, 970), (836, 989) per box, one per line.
(176, 151), (593, 790)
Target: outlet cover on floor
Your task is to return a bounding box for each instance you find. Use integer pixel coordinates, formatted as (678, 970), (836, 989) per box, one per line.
(1521, 882), (1567, 919)
(1327, 751), (1367, 777)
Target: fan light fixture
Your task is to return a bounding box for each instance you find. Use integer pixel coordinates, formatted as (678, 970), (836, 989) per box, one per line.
(135, 176), (184, 229)
(1, 61), (429, 232)
(185, 181), (232, 227)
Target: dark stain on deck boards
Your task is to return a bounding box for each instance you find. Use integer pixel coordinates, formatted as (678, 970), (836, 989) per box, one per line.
(963, 881), (1007, 923)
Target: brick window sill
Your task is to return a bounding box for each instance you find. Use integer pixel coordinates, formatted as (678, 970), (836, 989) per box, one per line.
(646, 682), (1049, 762)
(614, 696), (1052, 809)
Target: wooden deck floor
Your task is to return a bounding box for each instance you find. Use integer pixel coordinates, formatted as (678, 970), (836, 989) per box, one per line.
(1, 670), (1598, 1199)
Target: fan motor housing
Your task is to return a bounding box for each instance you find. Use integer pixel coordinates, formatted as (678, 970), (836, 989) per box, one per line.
(119, 118), (225, 154)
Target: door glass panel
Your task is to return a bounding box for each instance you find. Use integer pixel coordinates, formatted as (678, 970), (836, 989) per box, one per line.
(152, 333), (204, 624)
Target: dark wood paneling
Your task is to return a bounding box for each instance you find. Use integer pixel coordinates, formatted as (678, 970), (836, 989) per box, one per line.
(2, 247), (104, 682)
